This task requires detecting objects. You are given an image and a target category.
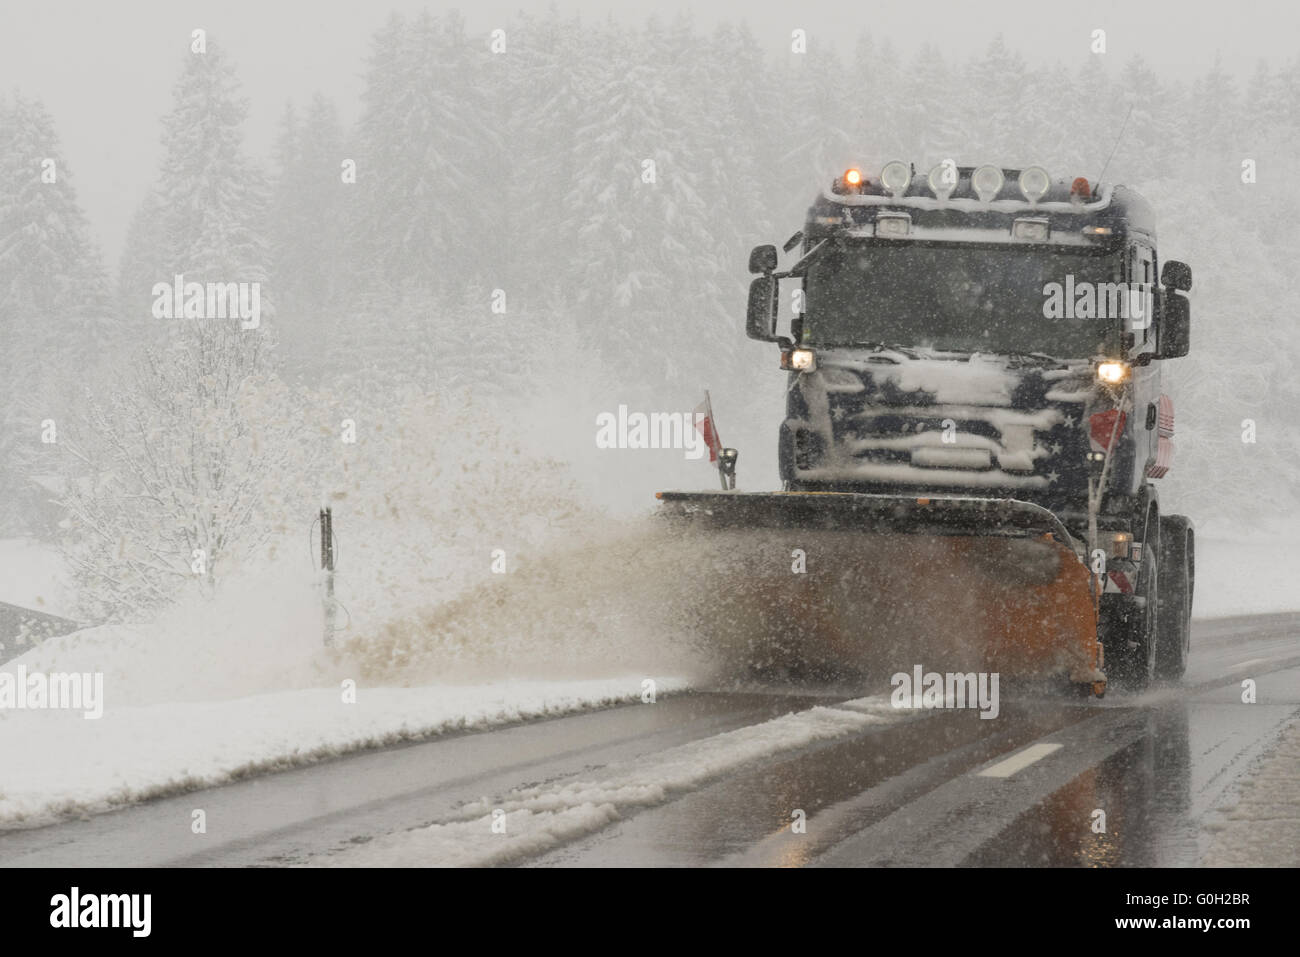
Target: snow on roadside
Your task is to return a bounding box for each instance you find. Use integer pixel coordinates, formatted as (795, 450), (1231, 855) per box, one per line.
(0, 538), (74, 618)
(9, 562), (329, 707)
(0, 675), (689, 829)
(1192, 538), (1300, 620)
(0, 514), (709, 829)
(1202, 714), (1300, 866)
(314, 695), (906, 867)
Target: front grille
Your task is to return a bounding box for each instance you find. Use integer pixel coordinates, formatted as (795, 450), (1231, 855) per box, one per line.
(790, 363), (1094, 504)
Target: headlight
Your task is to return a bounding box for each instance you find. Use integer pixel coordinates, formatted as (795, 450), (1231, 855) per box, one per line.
(782, 348), (817, 372)
(972, 165), (1004, 202)
(1096, 361), (1130, 384)
(928, 161), (958, 199)
(880, 161), (911, 195)
(1018, 166), (1050, 202)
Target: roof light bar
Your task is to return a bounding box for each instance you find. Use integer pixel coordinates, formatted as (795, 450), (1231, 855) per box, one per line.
(972, 165), (1004, 202)
(880, 161), (911, 196)
(928, 161), (958, 200)
(1018, 166), (1050, 203)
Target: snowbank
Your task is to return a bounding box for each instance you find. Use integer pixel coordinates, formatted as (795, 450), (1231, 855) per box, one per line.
(0, 538), (74, 618)
(10, 561), (328, 706)
(0, 675), (688, 828)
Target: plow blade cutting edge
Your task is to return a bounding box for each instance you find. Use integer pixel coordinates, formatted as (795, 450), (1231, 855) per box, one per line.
(655, 491), (1105, 694)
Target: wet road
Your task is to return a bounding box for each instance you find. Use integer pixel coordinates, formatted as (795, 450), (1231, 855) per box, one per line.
(1, 612), (1297, 867)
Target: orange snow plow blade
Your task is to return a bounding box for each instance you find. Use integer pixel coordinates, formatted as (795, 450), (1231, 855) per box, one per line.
(656, 492), (1104, 692)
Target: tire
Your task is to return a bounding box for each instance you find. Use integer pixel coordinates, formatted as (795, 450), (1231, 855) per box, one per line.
(1109, 514), (1160, 691)
(1154, 515), (1193, 680)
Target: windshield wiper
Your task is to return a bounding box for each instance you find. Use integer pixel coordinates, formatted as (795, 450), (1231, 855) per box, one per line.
(785, 240), (829, 277)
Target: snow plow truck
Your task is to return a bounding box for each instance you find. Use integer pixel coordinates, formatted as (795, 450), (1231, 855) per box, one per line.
(657, 162), (1194, 696)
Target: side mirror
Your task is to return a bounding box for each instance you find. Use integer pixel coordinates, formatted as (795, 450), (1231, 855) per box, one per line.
(1160, 260), (1192, 292)
(748, 244), (778, 275)
(746, 275), (779, 341)
(1158, 289), (1190, 358)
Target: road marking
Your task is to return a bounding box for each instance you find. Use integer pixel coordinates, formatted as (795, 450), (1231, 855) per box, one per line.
(978, 742), (1063, 778)
(1231, 658), (1270, 671)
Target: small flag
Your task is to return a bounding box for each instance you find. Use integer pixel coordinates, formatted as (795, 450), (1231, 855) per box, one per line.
(1088, 409), (1126, 453)
(695, 391), (722, 464)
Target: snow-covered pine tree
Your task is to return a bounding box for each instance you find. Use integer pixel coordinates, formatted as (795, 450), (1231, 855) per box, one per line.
(116, 182), (170, 344)
(846, 32), (905, 166)
(153, 43), (270, 297)
(697, 20), (781, 379)
(269, 93), (352, 378)
(1110, 55), (1179, 186)
(354, 10), (496, 297)
(906, 44), (967, 168)
(776, 33), (855, 212)
(561, 17), (731, 385)
(1065, 56), (1115, 177)
(499, 7), (590, 305)
(0, 93), (111, 534)
(960, 36), (1031, 163)
(1022, 61), (1078, 173)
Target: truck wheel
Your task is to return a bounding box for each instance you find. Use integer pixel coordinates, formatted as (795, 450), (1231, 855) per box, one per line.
(1154, 516), (1193, 680)
(1111, 519), (1160, 691)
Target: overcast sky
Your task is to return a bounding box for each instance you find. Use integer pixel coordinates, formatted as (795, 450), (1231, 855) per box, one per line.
(2, 0), (1294, 262)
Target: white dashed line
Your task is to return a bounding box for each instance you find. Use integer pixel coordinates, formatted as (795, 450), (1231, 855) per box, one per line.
(978, 742), (1063, 778)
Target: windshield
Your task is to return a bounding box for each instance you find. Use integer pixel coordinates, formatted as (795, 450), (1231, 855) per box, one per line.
(802, 240), (1123, 357)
